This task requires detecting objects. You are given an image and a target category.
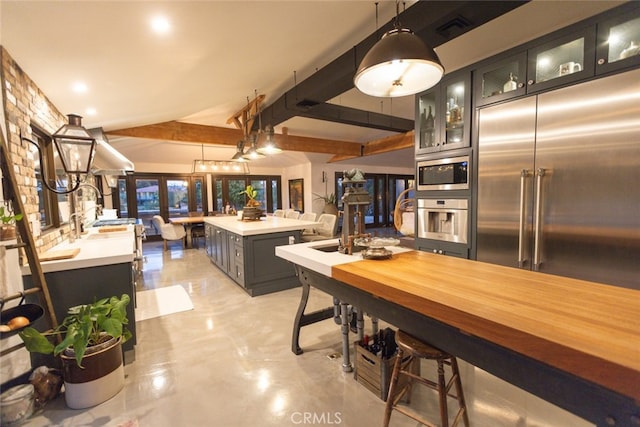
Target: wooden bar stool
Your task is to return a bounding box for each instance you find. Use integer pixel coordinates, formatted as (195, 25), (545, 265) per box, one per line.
(383, 330), (469, 427)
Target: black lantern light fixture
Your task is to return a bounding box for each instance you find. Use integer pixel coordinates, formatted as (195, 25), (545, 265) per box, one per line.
(21, 114), (96, 194)
(354, 1), (444, 97)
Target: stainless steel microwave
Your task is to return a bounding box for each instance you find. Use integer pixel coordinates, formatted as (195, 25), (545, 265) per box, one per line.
(417, 155), (469, 191)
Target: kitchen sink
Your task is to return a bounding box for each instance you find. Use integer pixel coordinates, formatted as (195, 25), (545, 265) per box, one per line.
(310, 243), (363, 253)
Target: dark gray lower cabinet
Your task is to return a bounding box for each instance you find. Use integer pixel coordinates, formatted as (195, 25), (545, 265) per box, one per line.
(416, 239), (469, 259)
(205, 223), (300, 296)
(22, 262), (137, 354)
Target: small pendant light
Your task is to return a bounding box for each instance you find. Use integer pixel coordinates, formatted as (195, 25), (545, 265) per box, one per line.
(354, 1), (444, 97)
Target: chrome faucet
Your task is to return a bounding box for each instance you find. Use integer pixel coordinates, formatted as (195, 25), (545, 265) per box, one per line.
(67, 182), (102, 242)
(68, 212), (83, 242)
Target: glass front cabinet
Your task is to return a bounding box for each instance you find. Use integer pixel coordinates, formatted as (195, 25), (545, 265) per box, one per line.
(474, 53), (527, 107)
(416, 71), (471, 155)
(526, 27), (596, 94)
(595, 9), (640, 75)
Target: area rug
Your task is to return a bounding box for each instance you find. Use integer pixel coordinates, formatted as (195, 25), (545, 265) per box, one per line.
(135, 285), (193, 321)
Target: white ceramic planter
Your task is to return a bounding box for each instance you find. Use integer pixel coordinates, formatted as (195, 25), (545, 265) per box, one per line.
(60, 336), (124, 409)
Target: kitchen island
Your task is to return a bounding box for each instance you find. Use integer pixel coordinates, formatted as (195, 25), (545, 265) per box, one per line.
(276, 240), (640, 427)
(21, 226), (138, 353)
(204, 215), (319, 296)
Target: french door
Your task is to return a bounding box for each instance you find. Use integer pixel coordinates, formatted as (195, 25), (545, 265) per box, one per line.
(112, 174), (207, 237)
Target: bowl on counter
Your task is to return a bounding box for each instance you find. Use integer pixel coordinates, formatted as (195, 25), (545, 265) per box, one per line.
(1, 384), (35, 425)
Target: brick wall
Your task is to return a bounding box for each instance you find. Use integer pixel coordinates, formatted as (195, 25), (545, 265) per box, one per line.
(1, 46), (71, 253)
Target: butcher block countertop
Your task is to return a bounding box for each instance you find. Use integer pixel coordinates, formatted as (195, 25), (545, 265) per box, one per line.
(330, 250), (640, 402)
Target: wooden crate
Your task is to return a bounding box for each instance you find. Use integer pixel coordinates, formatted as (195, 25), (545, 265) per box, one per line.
(353, 341), (417, 401)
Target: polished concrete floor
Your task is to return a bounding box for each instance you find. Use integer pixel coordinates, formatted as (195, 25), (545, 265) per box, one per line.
(25, 240), (593, 427)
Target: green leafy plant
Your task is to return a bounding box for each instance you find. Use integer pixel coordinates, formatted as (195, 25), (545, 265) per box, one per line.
(239, 185), (260, 207)
(313, 192), (336, 205)
(19, 294), (131, 368)
(0, 206), (23, 224)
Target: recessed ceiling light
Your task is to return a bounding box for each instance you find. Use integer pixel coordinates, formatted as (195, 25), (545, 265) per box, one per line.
(86, 108), (97, 116)
(151, 16), (171, 34)
(72, 82), (88, 94)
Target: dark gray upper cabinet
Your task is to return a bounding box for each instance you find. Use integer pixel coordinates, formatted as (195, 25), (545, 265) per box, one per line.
(595, 8), (640, 75)
(474, 52), (527, 107)
(415, 71), (471, 156)
(525, 27), (596, 94)
(472, 4), (640, 108)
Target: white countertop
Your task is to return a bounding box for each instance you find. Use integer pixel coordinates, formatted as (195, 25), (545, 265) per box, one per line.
(22, 225), (136, 274)
(205, 215), (319, 236)
(275, 238), (412, 277)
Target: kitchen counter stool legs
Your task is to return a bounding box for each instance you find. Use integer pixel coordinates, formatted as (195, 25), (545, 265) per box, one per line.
(384, 330), (469, 427)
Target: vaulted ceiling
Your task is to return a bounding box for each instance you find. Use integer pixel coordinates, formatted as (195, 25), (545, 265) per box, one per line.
(0, 1), (624, 170)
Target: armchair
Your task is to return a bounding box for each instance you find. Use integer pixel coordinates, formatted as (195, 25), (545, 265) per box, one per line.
(152, 215), (186, 251)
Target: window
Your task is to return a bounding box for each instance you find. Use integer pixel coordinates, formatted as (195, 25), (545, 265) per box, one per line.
(30, 127), (64, 230)
(213, 175), (281, 213)
(114, 173), (209, 237)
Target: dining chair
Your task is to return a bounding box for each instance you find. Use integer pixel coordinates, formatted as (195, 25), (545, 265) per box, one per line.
(301, 213), (337, 242)
(273, 209), (285, 218)
(300, 212), (318, 235)
(285, 210), (300, 219)
(152, 215), (186, 251)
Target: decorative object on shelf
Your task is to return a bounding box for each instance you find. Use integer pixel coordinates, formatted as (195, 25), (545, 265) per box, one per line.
(503, 73), (518, 93)
(20, 114), (96, 194)
(288, 179), (304, 212)
(354, 1), (444, 97)
(0, 205), (23, 241)
(18, 294), (131, 409)
(420, 106), (435, 148)
(619, 40), (640, 59)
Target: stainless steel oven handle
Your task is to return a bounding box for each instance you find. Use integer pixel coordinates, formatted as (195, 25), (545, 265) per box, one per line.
(533, 168), (545, 271)
(518, 169), (529, 268)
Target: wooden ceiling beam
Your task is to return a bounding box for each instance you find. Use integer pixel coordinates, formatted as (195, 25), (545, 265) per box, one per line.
(106, 121), (362, 156)
(362, 130), (415, 156)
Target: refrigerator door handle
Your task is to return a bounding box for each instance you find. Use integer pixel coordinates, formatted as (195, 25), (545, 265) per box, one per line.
(518, 169), (530, 268)
(533, 168), (546, 271)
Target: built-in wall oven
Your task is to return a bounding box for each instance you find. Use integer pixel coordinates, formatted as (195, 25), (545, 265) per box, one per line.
(415, 154), (471, 257)
(416, 155), (469, 191)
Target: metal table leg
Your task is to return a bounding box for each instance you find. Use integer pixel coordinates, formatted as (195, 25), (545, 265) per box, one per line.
(340, 301), (353, 372)
(291, 281), (334, 355)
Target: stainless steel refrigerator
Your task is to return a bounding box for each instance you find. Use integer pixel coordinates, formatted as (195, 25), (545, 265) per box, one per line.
(476, 68), (640, 290)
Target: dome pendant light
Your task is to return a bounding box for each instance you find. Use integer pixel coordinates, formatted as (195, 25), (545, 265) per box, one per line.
(354, 2), (444, 97)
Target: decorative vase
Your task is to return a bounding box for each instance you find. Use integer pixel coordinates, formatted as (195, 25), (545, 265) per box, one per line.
(323, 203), (338, 216)
(241, 206), (263, 221)
(60, 336), (124, 409)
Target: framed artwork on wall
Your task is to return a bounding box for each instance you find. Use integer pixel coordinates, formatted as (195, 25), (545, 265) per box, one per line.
(288, 178), (304, 212)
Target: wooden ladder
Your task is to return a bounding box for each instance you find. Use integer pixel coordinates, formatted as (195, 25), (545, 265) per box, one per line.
(0, 129), (58, 359)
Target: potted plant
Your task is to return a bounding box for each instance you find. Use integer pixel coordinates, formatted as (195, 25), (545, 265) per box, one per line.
(313, 192), (338, 215)
(238, 185), (262, 220)
(19, 294), (131, 409)
(0, 206), (23, 241)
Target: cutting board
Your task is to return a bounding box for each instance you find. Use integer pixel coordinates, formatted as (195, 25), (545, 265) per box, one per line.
(98, 226), (128, 233)
(39, 248), (80, 262)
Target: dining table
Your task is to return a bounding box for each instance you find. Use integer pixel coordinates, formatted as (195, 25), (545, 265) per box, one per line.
(168, 216), (205, 249)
